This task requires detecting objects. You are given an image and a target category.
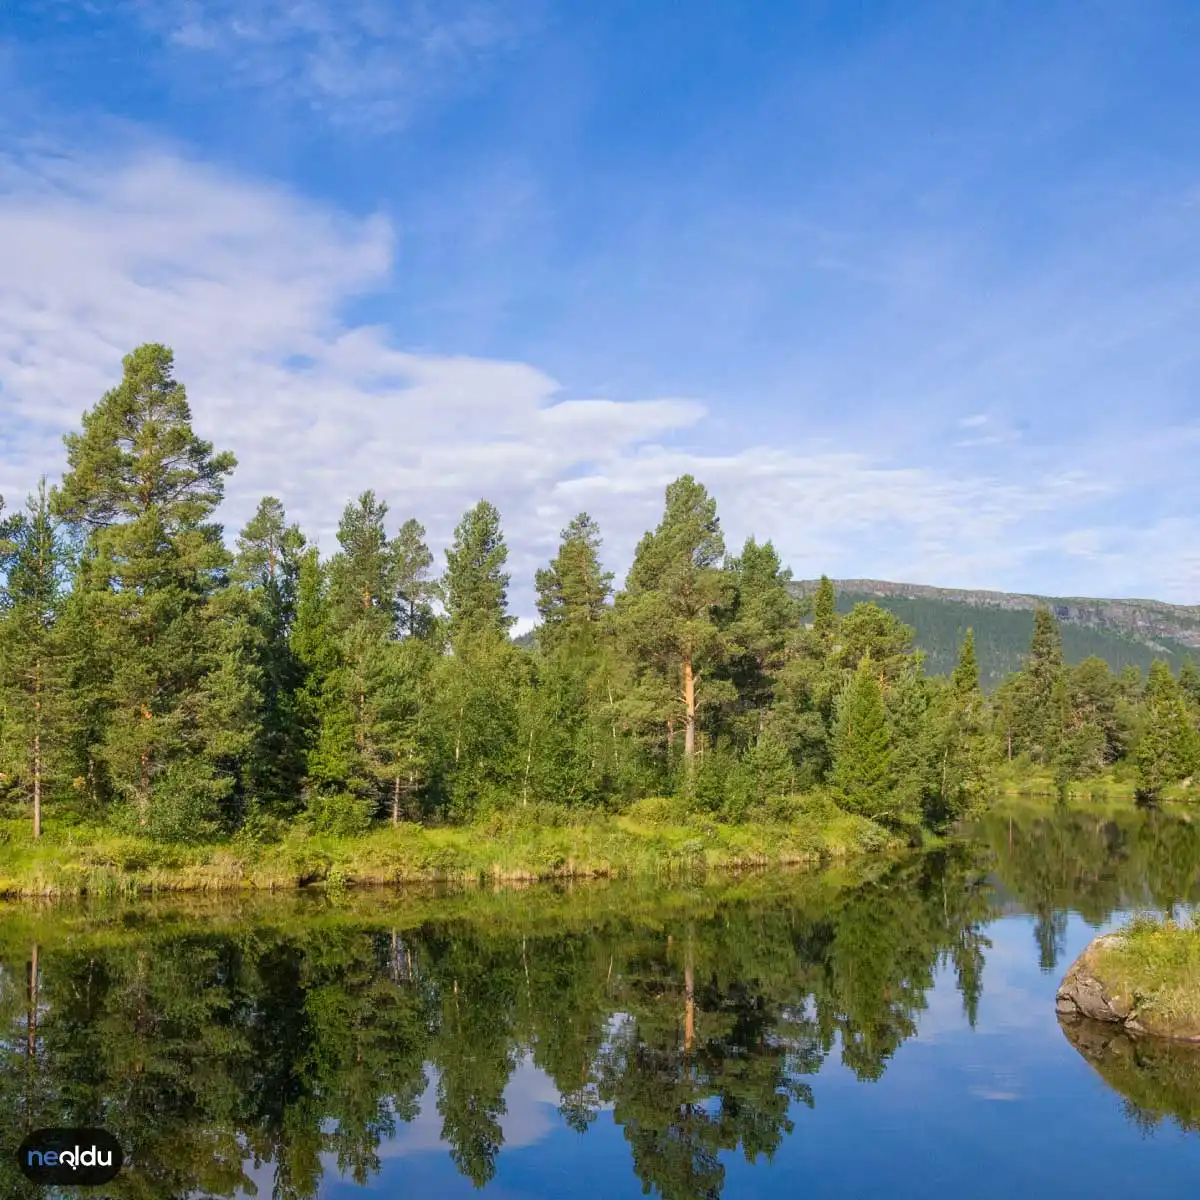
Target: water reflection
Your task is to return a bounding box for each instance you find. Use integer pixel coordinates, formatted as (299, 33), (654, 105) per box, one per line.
(971, 805), (1200, 972)
(1, 805), (1198, 1198)
(1059, 1017), (1200, 1136)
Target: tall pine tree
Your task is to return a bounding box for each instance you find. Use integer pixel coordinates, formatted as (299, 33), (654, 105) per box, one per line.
(616, 476), (731, 774)
(233, 497), (308, 814)
(52, 344), (252, 839)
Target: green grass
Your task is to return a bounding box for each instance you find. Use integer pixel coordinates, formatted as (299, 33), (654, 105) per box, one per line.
(0, 795), (895, 898)
(1097, 914), (1200, 1037)
(997, 761), (1199, 806)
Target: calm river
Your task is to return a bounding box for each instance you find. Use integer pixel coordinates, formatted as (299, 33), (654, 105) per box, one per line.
(3, 804), (1199, 1198)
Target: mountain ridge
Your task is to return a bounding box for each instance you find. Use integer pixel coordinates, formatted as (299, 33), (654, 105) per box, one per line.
(788, 577), (1200, 688)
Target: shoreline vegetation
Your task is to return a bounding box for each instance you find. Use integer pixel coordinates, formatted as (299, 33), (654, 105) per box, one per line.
(1, 344), (1198, 901)
(0, 782), (1190, 899)
(0, 795), (893, 898)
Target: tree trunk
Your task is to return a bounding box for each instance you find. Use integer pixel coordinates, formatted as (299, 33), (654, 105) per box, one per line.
(138, 704), (152, 826)
(607, 685), (620, 771)
(32, 659), (42, 840)
(392, 775), (401, 826)
(27, 944), (39, 1062)
(684, 932), (695, 1053)
(682, 655), (696, 765)
(522, 727), (534, 807)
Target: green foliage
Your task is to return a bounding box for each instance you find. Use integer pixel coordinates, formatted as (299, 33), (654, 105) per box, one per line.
(0, 480), (75, 837)
(1135, 661), (1200, 799)
(49, 344), (253, 833)
(443, 499), (514, 641)
(831, 656), (896, 824)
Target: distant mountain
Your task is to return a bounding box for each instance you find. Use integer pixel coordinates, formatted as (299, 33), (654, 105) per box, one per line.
(789, 578), (1200, 690)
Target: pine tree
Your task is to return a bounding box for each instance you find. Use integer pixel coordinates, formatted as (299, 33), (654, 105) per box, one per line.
(393, 518), (436, 638)
(529, 514), (617, 807)
(327, 491), (397, 638)
(1179, 657), (1200, 709)
(0, 482), (74, 837)
(305, 493), (411, 826)
(234, 497), (308, 813)
(951, 629), (979, 697)
(885, 664), (937, 825)
(51, 344), (250, 839)
(929, 632), (994, 826)
(831, 655), (893, 822)
(442, 501), (514, 642)
(723, 538), (801, 745)
(1135, 661), (1200, 799)
(616, 476), (731, 773)
(534, 513), (613, 651)
(811, 575), (838, 643)
(1015, 606), (1067, 763)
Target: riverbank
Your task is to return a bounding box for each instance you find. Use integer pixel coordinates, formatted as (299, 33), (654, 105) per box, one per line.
(1057, 916), (1200, 1041)
(998, 764), (1198, 805)
(0, 795), (894, 898)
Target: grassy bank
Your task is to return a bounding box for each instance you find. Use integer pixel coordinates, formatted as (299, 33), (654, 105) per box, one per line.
(1098, 915), (1200, 1038)
(998, 763), (1199, 806)
(0, 794), (894, 898)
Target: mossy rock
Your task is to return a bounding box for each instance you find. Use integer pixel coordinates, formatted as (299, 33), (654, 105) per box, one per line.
(1056, 930), (1200, 1042)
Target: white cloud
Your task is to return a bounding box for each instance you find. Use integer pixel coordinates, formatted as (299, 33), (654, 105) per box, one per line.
(0, 145), (1187, 615)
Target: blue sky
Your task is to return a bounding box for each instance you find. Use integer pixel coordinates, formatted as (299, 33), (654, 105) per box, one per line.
(2, 1), (1199, 621)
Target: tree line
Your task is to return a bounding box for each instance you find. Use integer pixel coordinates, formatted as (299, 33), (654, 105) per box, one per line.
(0, 344), (1196, 843)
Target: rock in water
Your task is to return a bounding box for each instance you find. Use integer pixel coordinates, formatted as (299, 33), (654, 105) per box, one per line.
(1056, 932), (1200, 1042)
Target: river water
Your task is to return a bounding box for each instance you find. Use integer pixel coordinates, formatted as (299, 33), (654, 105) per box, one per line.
(2, 804), (1199, 1199)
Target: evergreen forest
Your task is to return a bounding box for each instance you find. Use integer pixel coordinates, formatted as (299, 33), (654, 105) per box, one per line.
(2, 344), (1199, 851)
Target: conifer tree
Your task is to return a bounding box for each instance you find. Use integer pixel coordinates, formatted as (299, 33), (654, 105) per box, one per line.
(831, 654), (893, 822)
(884, 663), (936, 826)
(951, 628), (979, 697)
(327, 491), (398, 637)
(929, 630), (994, 826)
(442, 500), (514, 642)
(437, 501), (521, 816)
(811, 575), (838, 644)
(723, 538), (801, 745)
(393, 518), (436, 638)
(234, 497), (308, 812)
(1179, 657), (1200, 709)
(616, 476), (730, 771)
(0, 482), (74, 837)
(51, 343), (250, 838)
(305, 492), (421, 828)
(1015, 606), (1067, 763)
(534, 513), (613, 651)
(528, 514), (617, 806)
(1135, 661), (1200, 798)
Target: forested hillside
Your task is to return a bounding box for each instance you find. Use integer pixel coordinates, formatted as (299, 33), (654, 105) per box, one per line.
(791, 581), (1199, 689)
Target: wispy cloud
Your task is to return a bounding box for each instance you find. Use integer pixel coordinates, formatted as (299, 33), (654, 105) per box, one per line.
(115, 0), (532, 128)
(2, 146), (1175, 614)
